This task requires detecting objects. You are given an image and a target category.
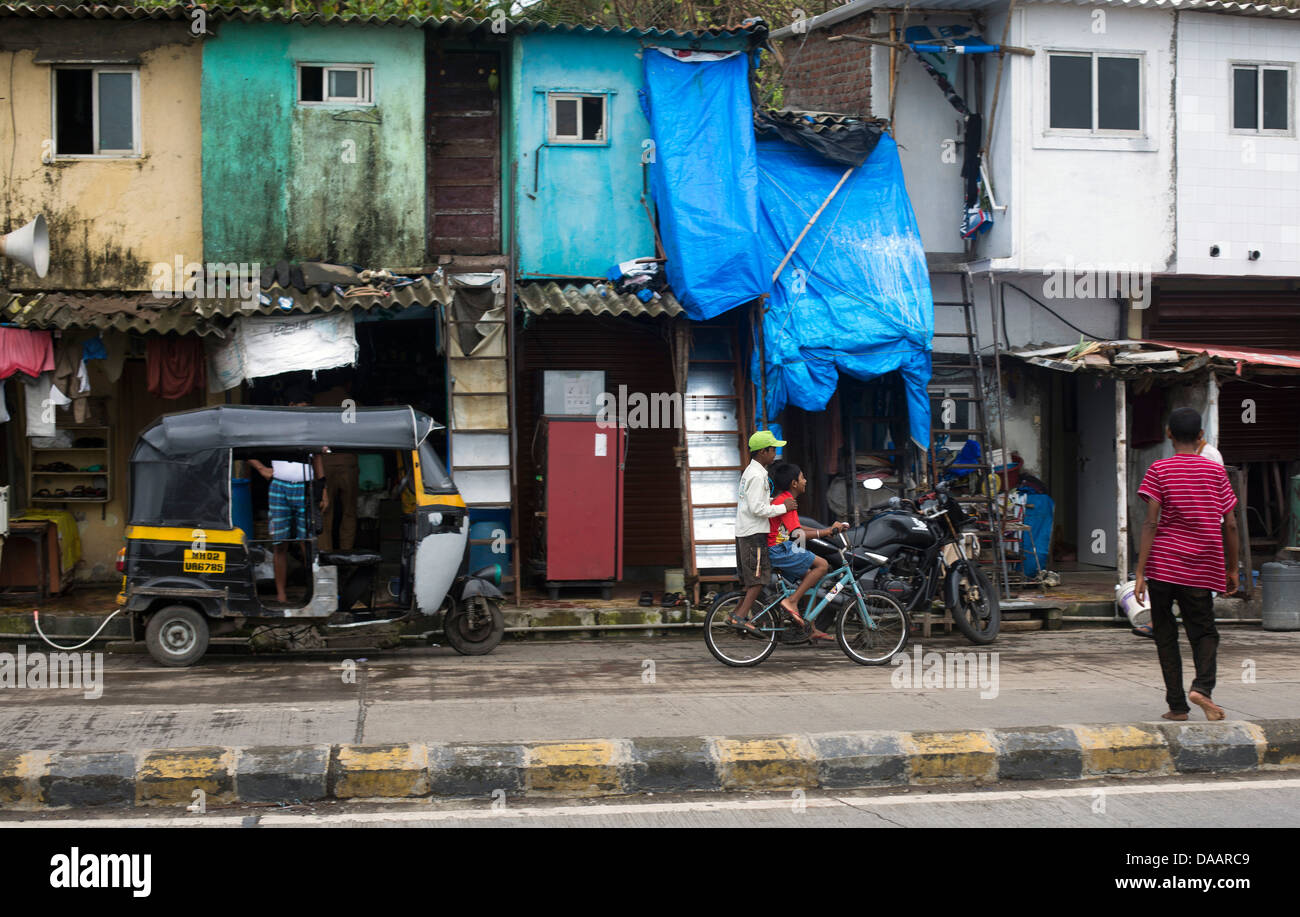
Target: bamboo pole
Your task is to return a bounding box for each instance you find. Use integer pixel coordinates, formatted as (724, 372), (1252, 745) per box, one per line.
(829, 33), (1034, 57)
(770, 166), (855, 286)
(1116, 378), (1129, 585)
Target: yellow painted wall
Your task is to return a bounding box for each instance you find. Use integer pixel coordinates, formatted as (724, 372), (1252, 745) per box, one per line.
(0, 40), (203, 291)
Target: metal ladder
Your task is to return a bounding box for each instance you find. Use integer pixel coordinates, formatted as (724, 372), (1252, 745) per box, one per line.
(928, 266), (1014, 599)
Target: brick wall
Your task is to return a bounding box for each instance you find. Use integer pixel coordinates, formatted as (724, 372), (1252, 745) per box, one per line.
(779, 14), (874, 117)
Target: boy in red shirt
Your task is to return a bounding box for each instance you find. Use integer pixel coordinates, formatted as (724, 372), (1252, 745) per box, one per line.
(768, 463), (847, 642)
(1134, 407), (1240, 722)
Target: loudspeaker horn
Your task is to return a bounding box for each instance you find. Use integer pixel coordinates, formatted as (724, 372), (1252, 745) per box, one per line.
(0, 215), (50, 278)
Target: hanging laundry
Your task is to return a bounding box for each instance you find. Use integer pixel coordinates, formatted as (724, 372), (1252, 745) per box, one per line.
(24, 372), (71, 438)
(146, 336), (208, 399)
(53, 336), (92, 423)
(101, 331), (128, 383)
(82, 336), (108, 362)
(911, 48), (994, 240)
(0, 328), (55, 380)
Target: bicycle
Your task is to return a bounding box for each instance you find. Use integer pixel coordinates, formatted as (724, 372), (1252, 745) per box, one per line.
(704, 536), (911, 667)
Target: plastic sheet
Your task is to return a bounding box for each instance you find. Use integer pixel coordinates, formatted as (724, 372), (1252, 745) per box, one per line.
(752, 134), (934, 448)
(643, 50), (769, 320)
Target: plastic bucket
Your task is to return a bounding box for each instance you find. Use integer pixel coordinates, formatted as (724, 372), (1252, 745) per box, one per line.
(1115, 581), (1151, 628)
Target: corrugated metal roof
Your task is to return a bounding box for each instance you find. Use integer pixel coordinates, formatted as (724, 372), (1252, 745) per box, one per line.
(193, 276), (455, 319)
(0, 4), (766, 37)
(770, 0), (1299, 37)
(762, 109), (887, 133)
(1009, 339), (1300, 376)
(517, 282), (682, 318)
(2, 290), (228, 336)
(1, 275), (455, 335)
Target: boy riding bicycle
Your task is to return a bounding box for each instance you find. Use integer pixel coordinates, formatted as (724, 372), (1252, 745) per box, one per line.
(768, 462), (849, 642)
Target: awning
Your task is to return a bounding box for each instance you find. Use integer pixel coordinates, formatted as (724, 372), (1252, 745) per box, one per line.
(517, 282), (682, 318)
(1009, 339), (1300, 376)
(1, 275), (458, 337)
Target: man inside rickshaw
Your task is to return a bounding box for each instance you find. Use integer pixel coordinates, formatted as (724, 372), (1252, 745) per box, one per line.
(246, 388), (329, 604)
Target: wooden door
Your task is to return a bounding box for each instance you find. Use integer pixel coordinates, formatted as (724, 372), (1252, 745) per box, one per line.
(427, 47), (502, 256)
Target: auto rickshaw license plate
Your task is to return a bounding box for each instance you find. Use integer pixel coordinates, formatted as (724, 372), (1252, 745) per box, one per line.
(183, 550), (225, 573)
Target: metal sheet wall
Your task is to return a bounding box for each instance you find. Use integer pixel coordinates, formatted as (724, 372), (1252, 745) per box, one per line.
(516, 313), (685, 569)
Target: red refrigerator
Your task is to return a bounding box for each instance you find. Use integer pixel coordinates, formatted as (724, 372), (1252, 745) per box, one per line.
(542, 417), (625, 585)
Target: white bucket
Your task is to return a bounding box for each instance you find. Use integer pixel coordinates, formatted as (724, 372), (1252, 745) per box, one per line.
(1116, 581), (1151, 627)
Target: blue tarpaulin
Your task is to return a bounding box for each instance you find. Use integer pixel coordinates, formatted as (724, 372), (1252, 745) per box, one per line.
(643, 51), (768, 320)
(752, 135), (934, 448)
(643, 53), (933, 447)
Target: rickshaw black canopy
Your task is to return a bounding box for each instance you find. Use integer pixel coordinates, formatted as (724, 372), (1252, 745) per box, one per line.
(129, 406), (444, 529)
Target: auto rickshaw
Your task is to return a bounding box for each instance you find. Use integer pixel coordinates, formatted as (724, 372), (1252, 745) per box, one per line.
(118, 405), (504, 666)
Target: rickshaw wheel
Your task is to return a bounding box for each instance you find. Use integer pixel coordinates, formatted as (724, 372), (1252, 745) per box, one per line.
(443, 596), (504, 656)
(145, 605), (210, 667)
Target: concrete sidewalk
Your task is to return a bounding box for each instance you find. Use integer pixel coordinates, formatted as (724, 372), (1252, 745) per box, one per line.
(0, 628), (1297, 807)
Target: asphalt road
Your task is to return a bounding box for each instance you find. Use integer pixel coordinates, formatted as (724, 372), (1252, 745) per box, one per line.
(9, 773), (1299, 829)
(1, 628), (1297, 751)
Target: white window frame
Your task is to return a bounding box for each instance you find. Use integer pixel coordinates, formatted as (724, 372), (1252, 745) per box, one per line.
(1045, 50), (1145, 137)
(50, 65), (141, 159)
(297, 63), (374, 106)
(1229, 62), (1294, 137)
(1035, 47), (1157, 152)
(546, 92), (608, 145)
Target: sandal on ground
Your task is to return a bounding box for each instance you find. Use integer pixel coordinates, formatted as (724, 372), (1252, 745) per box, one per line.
(661, 592), (681, 608)
(1161, 711), (1189, 721)
(811, 631), (836, 642)
(1131, 624), (1154, 639)
(638, 591), (653, 607)
(726, 614), (760, 636)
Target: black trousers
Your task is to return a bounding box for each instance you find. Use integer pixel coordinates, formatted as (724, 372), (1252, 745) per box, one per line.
(1147, 578), (1218, 713)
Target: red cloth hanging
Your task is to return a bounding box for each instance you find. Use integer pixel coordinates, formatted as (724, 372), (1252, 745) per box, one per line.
(0, 328), (55, 379)
(146, 336), (207, 399)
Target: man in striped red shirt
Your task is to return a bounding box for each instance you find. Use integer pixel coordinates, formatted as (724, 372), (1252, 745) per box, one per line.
(1134, 407), (1240, 722)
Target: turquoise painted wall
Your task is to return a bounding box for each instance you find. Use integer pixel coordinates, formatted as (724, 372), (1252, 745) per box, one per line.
(511, 32), (748, 279)
(203, 22), (425, 267)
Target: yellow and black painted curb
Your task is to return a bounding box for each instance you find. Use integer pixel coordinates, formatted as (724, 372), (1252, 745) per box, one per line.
(0, 719), (1295, 809)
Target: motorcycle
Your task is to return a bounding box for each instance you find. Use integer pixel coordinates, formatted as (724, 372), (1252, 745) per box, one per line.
(806, 478), (999, 645)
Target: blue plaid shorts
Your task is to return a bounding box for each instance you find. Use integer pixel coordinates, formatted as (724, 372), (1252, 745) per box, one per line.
(269, 478), (311, 542)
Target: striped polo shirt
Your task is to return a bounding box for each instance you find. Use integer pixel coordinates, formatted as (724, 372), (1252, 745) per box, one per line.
(1137, 453), (1237, 592)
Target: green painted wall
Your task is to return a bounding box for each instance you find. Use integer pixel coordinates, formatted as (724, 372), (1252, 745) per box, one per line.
(203, 22), (425, 267)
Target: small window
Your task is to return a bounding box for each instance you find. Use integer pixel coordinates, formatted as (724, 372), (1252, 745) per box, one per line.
(1048, 52), (1143, 134)
(298, 64), (373, 105)
(52, 66), (139, 156)
(1232, 64), (1291, 133)
(548, 93), (606, 144)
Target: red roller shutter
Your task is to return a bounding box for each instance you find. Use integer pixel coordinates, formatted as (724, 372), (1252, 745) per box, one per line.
(516, 314), (685, 568)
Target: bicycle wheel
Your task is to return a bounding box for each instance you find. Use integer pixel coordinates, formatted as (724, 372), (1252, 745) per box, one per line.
(704, 591), (779, 667)
(836, 589), (910, 666)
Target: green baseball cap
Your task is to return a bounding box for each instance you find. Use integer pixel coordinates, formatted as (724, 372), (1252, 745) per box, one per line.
(748, 430), (787, 451)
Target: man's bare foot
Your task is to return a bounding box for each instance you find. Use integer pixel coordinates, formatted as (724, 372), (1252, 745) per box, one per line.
(780, 598), (806, 626)
(1189, 690), (1225, 721)
(1161, 711), (1189, 721)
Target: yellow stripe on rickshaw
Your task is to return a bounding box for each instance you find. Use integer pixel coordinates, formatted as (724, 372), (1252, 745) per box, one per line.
(124, 525), (247, 545)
